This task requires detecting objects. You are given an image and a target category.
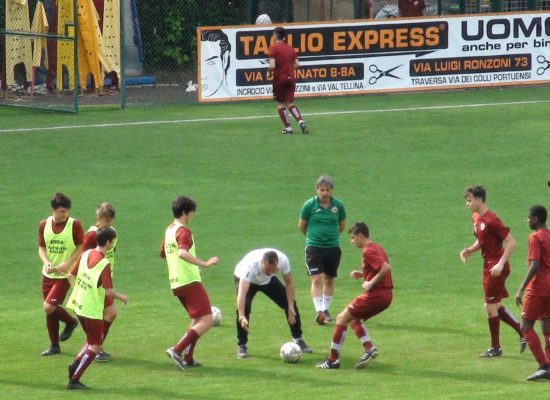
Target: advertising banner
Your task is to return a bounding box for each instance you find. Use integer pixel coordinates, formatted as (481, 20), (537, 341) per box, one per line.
(197, 13), (550, 102)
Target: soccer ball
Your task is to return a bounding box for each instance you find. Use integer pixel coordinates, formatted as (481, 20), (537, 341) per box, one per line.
(255, 14), (272, 25)
(211, 306), (222, 327)
(279, 342), (302, 363)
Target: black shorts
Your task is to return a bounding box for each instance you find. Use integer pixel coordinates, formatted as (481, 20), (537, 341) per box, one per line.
(305, 246), (342, 278)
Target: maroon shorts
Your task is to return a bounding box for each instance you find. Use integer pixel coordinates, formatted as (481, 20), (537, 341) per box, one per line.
(482, 261), (510, 304)
(347, 290), (392, 321)
(173, 282), (211, 319)
(42, 276), (71, 306)
(522, 294), (550, 321)
(77, 315), (103, 346)
(273, 75), (296, 103)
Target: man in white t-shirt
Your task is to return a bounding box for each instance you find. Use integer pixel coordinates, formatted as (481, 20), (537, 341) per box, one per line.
(234, 249), (312, 358)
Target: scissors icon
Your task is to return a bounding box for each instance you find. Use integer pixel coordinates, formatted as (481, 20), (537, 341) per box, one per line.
(537, 55), (550, 76)
(369, 64), (402, 85)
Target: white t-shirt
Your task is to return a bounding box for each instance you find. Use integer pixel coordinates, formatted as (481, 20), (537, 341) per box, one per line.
(234, 248), (291, 286)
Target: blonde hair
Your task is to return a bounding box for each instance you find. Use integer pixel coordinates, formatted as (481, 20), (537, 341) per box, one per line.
(96, 202), (116, 219)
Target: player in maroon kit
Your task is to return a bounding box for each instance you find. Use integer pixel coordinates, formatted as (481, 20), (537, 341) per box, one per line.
(316, 222), (392, 369)
(460, 185), (525, 357)
(515, 205), (550, 380)
(38, 193), (84, 356)
(268, 26), (309, 135)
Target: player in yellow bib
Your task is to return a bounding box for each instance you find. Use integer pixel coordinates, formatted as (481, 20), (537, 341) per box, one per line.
(160, 196), (220, 370)
(38, 193), (84, 356)
(66, 227), (128, 390)
(81, 203), (118, 362)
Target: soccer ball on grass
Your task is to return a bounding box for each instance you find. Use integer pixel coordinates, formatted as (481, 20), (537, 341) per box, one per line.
(211, 306), (222, 327)
(280, 342), (302, 363)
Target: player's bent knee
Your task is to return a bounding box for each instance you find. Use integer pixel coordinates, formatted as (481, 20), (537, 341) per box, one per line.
(43, 302), (56, 314)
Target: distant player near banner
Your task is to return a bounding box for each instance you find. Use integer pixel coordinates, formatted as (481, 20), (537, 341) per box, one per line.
(268, 26), (309, 135)
(38, 193), (84, 356)
(160, 196), (220, 370)
(81, 202), (118, 362)
(515, 205), (550, 381)
(459, 185), (525, 357)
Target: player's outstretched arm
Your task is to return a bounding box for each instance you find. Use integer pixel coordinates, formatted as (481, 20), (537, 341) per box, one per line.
(236, 279), (250, 332)
(178, 248), (219, 268)
(106, 288), (128, 305)
(283, 273), (297, 325)
(460, 240), (480, 263)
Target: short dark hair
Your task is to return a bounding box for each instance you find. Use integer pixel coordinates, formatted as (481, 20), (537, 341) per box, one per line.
(172, 196), (197, 218)
(529, 205), (547, 224)
(201, 29), (231, 75)
(465, 185), (486, 202)
(96, 202), (116, 219)
(274, 26), (286, 40)
(51, 192), (71, 209)
(348, 222), (369, 238)
(262, 250), (279, 265)
(96, 226), (117, 246)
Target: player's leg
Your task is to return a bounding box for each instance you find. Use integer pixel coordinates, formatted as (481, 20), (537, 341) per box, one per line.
(322, 247), (342, 321)
(316, 307), (354, 368)
(96, 301), (117, 361)
(480, 274), (505, 357)
(542, 317), (550, 362)
(42, 278), (77, 355)
(286, 97), (309, 134)
(522, 296), (550, 380)
(68, 317), (102, 390)
(305, 246), (326, 324)
(277, 102), (292, 134)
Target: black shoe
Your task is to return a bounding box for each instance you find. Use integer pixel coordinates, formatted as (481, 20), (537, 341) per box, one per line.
(68, 361), (78, 379)
(60, 320), (78, 342)
(67, 380), (89, 390)
(294, 338), (313, 353)
(41, 344), (60, 356)
(95, 350), (110, 362)
(527, 367), (550, 381)
(185, 359), (203, 367)
(520, 336), (527, 354)
(166, 347), (187, 371)
(237, 345), (248, 359)
(299, 121), (309, 134)
(315, 311), (326, 325)
(355, 347), (378, 369)
(316, 358), (340, 369)
(479, 347), (502, 357)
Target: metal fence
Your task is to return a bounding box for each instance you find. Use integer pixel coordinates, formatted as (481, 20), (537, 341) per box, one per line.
(1, 0), (549, 111)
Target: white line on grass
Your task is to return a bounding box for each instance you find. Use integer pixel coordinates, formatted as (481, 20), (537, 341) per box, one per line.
(1, 99), (549, 134)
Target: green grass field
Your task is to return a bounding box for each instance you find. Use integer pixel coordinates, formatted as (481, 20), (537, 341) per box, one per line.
(1, 86), (550, 399)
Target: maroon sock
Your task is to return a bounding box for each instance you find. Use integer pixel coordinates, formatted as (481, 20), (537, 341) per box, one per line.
(288, 105), (302, 122)
(524, 328), (548, 367)
(183, 337), (199, 364)
(350, 320), (373, 350)
(277, 108), (290, 128)
(53, 306), (76, 324)
(46, 314), (60, 344)
(329, 324), (347, 361)
(174, 329), (199, 356)
(544, 333), (550, 364)
(71, 348), (97, 381)
(103, 320), (112, 342)
(498, 306), (522, 336)
(488, 316), (500, 349)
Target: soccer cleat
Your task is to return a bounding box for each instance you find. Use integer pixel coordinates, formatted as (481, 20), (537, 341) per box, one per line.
(95, 350), (110, 362)
(281, 127), (293, 134)
(355, 347), (378, 369)
(41, 344), (61, 356)
(323, 310), (332, 322)
(316, 358), (340, 369)
(184, 359), (203, 367)
(527, 367), (550, 381)
(299, 121), (309, 134)
(315, 311), (326, 325)
(60, 320), (78, 342)
(68, 361), (78, 379)
(67, 380), (89, 390)
(166, 347), (187, 371)
(294, 338), (313, 353)
(519, 336), (527, 354)
(237, 345), (248, 359)
(479, 347), (502, 357)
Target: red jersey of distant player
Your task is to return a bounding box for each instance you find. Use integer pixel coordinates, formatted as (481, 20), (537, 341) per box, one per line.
(526, 228), (550, 297)
(472, 211), (510, 264)
(362, 242), (393, 290)
(268, 41), (297, 103)
(398, 0), (425, 17)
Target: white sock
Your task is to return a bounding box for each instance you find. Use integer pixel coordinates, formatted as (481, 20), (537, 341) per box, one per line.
(322, 295), (333, 312)
(313, 297), (323, 312)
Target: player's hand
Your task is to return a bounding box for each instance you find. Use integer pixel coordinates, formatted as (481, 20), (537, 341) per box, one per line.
(287, 308), (297, 325)
(490, 262), (504, 277)
(118, 294), (129, 305)
(459, 248), (471, 263)
(350, 270), (362, 280)
(239, 317), (249, 332)
(515, 288), (524, 306)
(362, 280), (373, 292)
(205, 257), (219, 267)
(53, 262), (69, 275)
(44, 263), (53, 273)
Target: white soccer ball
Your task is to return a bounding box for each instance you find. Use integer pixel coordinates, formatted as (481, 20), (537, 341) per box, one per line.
(280, 342), (302, 363)
(211, 306), (222, 327)
(255, 14), (272, 25)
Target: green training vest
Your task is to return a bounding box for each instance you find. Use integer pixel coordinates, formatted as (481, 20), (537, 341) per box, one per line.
(164, 222), (200, 289)
(43, 216), (76, 279)
(67, 250), (109, 320)
(87, 225), (117, 274)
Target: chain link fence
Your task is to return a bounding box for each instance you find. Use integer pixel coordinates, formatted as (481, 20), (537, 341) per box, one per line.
(1, 0), (549, 111)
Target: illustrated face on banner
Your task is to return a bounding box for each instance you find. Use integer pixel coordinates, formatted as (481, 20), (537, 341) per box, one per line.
(200, 30), (231, 98)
